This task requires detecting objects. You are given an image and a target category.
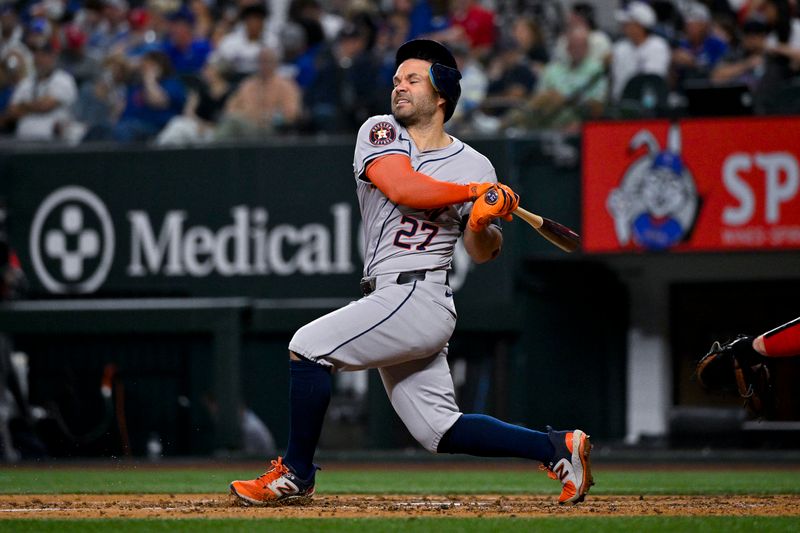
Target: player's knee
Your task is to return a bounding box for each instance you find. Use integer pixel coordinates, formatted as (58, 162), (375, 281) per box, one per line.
(288, 327), (314, 360)
(407, 427), (440, 453)
(420, 435), (439, 454)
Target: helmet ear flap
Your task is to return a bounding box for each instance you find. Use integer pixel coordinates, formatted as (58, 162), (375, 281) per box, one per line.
(429, 63), (462, 122)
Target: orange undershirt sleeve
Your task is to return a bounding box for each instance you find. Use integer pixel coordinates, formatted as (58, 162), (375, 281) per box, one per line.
(365, 154), (474, 209)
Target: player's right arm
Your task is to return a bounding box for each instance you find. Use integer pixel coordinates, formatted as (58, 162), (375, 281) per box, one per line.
(365, 154), (491, 209)
(463, 223), (503, 264)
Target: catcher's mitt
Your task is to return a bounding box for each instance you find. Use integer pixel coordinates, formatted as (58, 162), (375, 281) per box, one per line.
(695, 335), (775, 417)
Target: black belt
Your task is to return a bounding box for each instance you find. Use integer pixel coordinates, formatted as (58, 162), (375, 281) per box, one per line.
(360, 270), (448, 296)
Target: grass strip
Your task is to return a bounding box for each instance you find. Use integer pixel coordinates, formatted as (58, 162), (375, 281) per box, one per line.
(0, 468), (798, 495)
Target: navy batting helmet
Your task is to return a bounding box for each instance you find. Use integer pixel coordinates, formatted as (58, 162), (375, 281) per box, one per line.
(395, 39), (462, 122)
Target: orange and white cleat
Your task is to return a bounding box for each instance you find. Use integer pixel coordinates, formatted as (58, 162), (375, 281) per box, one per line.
(541, 427), (594, 504)
(229, 457), (317, 505)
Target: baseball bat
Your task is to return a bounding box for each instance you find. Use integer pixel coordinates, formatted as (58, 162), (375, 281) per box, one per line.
(513, 207), (581, 253)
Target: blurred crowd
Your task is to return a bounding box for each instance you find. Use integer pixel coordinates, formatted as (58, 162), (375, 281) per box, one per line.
(0, 0), (798, 145)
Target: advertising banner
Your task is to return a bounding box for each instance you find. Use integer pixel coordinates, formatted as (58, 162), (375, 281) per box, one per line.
(0, 142), (515, 309)
(583, 117), (800, 253)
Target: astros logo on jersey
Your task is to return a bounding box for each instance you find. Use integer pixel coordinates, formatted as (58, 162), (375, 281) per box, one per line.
(369, 122), (396, 146)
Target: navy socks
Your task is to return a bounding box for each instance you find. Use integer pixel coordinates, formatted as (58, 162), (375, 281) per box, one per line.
(282, 363), (554, 475)
(282, 359), (332, 480)
(437, 414), (555, 462)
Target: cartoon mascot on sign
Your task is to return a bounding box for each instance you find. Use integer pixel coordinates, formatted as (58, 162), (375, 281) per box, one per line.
(607, 124), (700, 251)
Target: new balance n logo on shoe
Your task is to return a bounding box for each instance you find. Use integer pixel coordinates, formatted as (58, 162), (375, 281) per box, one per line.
(271, 478), (300, 497)
(552, 460), (573, 481)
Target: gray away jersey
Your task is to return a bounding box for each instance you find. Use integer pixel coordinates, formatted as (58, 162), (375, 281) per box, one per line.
(353, 114), (497, 277)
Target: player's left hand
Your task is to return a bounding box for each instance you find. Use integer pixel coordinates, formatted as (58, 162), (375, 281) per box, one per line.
(494, 184), (519, 220)
(468, 183), (520, 232)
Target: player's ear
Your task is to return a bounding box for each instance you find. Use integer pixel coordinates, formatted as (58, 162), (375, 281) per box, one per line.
(437, 95), (447, 115)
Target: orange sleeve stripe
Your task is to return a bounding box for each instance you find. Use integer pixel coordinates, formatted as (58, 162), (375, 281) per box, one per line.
(763, 316), (800, 357)
(366, 154), (472, 209)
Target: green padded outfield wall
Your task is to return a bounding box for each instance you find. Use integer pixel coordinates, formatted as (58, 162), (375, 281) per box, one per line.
(0, 141), (516, 317)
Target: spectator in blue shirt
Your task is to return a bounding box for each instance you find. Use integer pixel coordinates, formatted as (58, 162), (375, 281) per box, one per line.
(482, 36), (537, 118)
(404, 0), (450, 40)
(161, 8), (211, 76)
(672, 2), (728, 83)
(711, 19), (769, 90)
(281, 18), (325, 91)
(113, 50), (186, 142)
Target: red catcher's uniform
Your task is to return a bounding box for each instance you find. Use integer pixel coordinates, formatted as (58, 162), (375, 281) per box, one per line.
(763, 317), (800, 357)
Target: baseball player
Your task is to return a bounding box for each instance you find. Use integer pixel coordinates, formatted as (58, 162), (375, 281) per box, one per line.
(230, 39), (593, 506)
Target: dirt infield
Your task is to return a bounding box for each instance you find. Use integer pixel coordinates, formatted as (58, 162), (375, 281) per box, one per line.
(1, 493), (799, 519)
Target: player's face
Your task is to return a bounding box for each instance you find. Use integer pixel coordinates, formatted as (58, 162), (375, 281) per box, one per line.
(391, 58), (443, 125)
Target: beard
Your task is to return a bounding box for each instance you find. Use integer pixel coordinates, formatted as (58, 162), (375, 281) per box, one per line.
(391, 91), (440, 127)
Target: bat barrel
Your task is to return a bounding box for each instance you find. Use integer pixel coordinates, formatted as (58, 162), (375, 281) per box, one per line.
(513, 207), (581, 253)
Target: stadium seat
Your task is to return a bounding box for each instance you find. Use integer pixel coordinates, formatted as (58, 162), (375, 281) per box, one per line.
(617, 73), (670, 119)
